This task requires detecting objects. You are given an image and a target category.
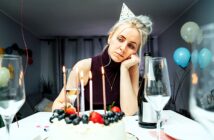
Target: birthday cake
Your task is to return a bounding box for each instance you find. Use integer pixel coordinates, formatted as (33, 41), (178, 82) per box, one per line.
(48, 107), (126, 140)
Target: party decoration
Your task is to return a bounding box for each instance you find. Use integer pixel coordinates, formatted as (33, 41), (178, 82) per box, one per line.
(119, 3), (152, 34)
(180, 21), (200, 43)
(191, 50), (198, 69)
(4, 43), (33, 65)
(119, 3), (135, 21)
(0, 48), (5, 54)
(173, 47), (191, 68)
(0, 67), (10, 87)
(198, 48), (212, 69)
(196, 29), (203, 45)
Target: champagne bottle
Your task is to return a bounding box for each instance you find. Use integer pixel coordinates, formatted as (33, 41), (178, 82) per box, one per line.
(138, 52), (157, 129)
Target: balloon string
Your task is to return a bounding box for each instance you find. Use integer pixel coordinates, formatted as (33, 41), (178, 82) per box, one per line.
(20, 0), (29, 74)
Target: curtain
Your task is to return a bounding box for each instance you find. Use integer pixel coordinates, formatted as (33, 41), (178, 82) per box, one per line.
(64, 37), (107, 68)
(40, 36), (107, 97)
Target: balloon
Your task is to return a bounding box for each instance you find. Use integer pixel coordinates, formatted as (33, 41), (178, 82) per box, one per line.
(173, 47), (191, 68)
(0, 67), (10, 87)
(0, 48), (5, 54)
(198, 48), (212, 69)
(5, 47), (13, 54)
(196, 29), (203, 45)
(180, 21), (200, 43)
(191, 50), (198, 68)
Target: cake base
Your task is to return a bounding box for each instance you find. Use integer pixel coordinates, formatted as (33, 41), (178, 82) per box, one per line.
(48, 120), (126, 140)
(48, 110), (128, 140)
(46, 132), (138, 140)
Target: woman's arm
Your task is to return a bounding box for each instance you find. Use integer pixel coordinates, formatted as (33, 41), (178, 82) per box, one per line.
(120, 55), (140, 116)
(52, 58), (91, 111)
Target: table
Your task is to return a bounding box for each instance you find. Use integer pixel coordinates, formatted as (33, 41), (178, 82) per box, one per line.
(0, 110), (211, 140)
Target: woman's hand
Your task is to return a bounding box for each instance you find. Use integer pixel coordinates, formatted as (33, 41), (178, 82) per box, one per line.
(52, 101), (73, 111)
(121, 54), (140, 69)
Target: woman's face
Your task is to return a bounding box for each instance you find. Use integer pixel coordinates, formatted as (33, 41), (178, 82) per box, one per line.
(108, 24), (141, 63)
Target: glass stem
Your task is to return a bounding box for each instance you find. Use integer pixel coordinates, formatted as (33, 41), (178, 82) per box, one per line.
(156, 111), (161, 140)
(2, 115), (14, 140)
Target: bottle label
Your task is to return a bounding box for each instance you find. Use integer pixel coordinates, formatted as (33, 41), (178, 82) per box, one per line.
(142, 101), (157, 123)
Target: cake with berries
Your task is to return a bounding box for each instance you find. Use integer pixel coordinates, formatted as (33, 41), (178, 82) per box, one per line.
(48, 106), (126, 140)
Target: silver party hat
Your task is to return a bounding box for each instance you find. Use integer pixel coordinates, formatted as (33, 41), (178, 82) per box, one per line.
(119, 3), (135, 21)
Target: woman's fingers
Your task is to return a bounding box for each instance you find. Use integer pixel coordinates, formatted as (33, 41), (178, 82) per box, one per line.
(122, 54), (140, 68)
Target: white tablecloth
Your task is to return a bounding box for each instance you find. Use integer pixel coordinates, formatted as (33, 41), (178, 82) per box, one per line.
(0, 110), (211, 140)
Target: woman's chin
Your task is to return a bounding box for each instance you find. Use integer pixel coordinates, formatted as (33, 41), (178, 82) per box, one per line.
(111, 56), (123, 63)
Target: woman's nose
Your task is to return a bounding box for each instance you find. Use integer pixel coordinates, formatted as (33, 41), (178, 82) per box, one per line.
(120, 43), (126, 52)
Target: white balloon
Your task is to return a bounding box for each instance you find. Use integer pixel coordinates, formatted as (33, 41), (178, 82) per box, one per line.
(180, 21), (200, 43)
(0, 67), (10, 87)
(196, 29), (203, 45)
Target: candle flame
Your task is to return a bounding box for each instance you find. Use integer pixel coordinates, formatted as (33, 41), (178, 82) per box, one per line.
(89, 71), (92, 79)
(101, 66), (104, 74)
(62, 66), (66, 73)
(192, 73), (198, 85)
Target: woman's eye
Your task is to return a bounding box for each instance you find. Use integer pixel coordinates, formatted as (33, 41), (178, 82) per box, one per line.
(128, 44), (135, 50)
(117, 37), (123, 42)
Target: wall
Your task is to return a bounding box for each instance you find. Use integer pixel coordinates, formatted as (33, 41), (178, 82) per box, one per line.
(158, 0), (214, 115)
(0, 11), (41, 116)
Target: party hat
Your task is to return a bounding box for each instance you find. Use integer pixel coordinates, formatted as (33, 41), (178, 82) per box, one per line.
(119, 3), (135, 21)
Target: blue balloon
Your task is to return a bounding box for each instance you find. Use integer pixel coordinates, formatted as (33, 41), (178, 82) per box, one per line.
(173, 47), (191, 68)
(198, 48), (212, 69)
(191, 50), (198, 69)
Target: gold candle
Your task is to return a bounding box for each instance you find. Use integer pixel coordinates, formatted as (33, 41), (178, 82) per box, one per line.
(89, 71), (93, 111)
(62, 66), (67, 110)
(80, 71), (85, 113)
(75, 67), (80, 116)
(101, 66), (106, 114)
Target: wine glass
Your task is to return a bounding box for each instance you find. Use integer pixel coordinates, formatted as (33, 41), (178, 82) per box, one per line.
(0, 54), (25, 140)
(144, 57), (171, 140)
(66, 69), (80, 108)
(189, 23), (214, 139)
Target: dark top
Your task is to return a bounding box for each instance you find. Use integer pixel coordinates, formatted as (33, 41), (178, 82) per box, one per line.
(84, 47), (121, 110)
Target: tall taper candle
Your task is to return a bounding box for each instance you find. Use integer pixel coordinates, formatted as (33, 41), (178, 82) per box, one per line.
(75, 67), (80, 116)
(101, 66), (106, 114)
(80, 71), (85, 113)
(89, 71), (93, 111)
(62, 66), (67, 110)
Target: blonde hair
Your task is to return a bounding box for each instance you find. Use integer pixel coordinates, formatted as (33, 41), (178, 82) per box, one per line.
(108, 15), (152, 48)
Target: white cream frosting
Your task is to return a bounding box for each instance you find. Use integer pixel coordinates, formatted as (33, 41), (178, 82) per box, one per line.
(48, 119), (126, 140)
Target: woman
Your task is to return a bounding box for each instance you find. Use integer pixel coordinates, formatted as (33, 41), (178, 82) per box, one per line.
(52, 16), (152, 116)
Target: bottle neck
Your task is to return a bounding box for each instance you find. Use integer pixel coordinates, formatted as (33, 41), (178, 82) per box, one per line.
(143, 55), (151, 78)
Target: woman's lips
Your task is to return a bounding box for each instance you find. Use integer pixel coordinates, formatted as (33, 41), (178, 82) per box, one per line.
(114, 51), (124, 58)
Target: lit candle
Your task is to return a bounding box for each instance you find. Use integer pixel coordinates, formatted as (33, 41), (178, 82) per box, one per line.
(89, 71), (93, 111)
(80, 71), (85, 113)
(75, 67), (80, 116)
(101, 66), (106, 114)
(62, 66), (67, 110)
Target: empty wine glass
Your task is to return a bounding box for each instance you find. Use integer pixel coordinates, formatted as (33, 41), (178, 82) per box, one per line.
(66, 68), (80, 107)
(144, 57), (171, 140)
(190, 23), (214, 139)
(0, 54), (25, 140)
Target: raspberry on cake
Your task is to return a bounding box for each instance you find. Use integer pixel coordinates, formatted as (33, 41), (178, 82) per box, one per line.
(111, 106), (121, 113)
